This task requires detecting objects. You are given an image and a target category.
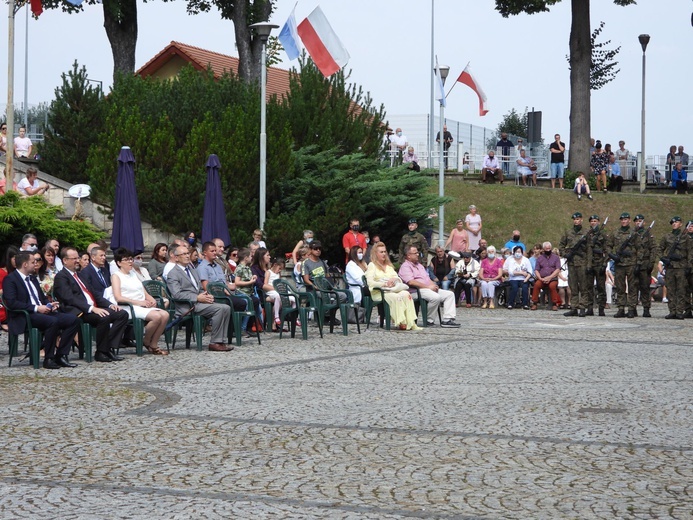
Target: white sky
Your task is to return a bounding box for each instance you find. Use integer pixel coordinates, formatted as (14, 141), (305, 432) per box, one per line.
(2, 0), (691, 157)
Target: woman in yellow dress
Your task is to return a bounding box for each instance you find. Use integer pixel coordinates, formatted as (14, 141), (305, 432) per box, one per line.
(365, 242), (420, 330)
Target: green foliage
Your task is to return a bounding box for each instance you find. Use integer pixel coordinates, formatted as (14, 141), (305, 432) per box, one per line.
(39, 61), (105, 185)
(564, 169), (595, 191)
(588, 21), (621, 91)
(279, 56), (387, 159)
(265, 148), (446, 266)
(0, 191), (104, 260)
(496, 108), (528, 139)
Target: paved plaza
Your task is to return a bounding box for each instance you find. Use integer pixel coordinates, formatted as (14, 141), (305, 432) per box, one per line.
(1, 303), (691, 519)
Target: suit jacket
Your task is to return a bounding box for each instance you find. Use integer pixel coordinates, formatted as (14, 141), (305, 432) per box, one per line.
(53, 268), (111, 317)
(79, 263), (110, 297)
(166, 264), (203, 316)
(2, 270), (49, 335)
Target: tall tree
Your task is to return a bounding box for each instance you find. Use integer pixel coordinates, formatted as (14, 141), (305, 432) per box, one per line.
(495, 0), (635, 174)
(185, 0), (275, 84)
(496, 108), (528, 139)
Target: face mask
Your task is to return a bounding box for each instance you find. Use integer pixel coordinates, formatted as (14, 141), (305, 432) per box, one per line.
(487, 253), (495, 259)
(397, 131), (402, 137)
(27, 245), (37, 252)
(365, 238), (370, 244)
(357, 253), (364, 260)
(134, 258), (143, 267)
(351, 225), (360, 232)
(513, 235), (520, 241)
(544, 251), (551, 256)
(306, 237), (313, 243)
(504, 254), (510, 260)
(187, 238), (195, 245)
(514, 252), (522, 259)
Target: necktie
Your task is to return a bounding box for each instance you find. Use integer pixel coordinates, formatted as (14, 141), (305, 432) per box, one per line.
(25, 276), (41, 306)
(97, 268), (107, 287)
(185, 267), (198, 290)
(73, 273), (95, 306)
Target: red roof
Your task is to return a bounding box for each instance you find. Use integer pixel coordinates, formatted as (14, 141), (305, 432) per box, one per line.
(136, 41), (291, 100)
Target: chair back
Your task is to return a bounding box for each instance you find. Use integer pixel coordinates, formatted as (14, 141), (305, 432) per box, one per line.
(143, 279), (171, 308)
(206, 282), (231, 304)
(273, 279), (297, 310)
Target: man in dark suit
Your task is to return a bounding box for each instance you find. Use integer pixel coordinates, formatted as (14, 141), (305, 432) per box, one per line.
(2, 252), (80, 369)
(166, 244), (233, 352)
(53, 247), (129, 363)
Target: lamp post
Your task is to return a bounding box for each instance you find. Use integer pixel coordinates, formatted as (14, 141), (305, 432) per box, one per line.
(250, 21), (278, 231)
(6, 0), (17, 190)
(638, 34), (650, 194)
(435, 64), (449, 247)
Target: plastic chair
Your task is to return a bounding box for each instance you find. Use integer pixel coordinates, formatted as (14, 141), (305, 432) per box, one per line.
(343, 274), (371, 327)
(142, 280), (175, 351)
(147, 280), (206, 351)
(206, 282), (261, 346)
(272, 279), (322, 340)
(255, 287), (274, 332)
(1, 295), (43, 369)
(114, 302), (145, 357)
(313, 277), (360, 336)
(365, 285), (391, 330)
(412, 287), (442, 327)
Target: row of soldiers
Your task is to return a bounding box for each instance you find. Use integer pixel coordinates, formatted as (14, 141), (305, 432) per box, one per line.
(559, 212), (693, 319)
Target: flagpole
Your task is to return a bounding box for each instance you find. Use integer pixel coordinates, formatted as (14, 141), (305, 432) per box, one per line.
(445, 62), (468, 98)
(429, 0), (435, 165)
(6, 0), (16, 189)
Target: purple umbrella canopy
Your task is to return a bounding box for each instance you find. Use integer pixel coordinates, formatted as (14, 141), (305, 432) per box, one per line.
(110, 146), (145, 255)
(201, 154), (231, 246)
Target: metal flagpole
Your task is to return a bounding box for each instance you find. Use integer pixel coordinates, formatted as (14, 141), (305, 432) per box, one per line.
(6, 0), (16, 189)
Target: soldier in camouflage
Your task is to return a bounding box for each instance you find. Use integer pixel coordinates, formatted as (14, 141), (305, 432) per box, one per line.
(585, 215), (609, 316)
(685, 220), (693, 318)
(559, 212), (592, 317)
(658, 216), (692, 319)
(606, 213), (640, 318)
(399, 218), (429, 262)
(633, 215), (658, 318)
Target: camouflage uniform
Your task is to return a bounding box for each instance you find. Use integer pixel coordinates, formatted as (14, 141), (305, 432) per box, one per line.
(605, 222), (639, 316)
(559, 217), (591, 313)
(658, 222), (692, 318)
(685, 224), (693, 317)
(399, 232), (428, 261)
(634, 219), (658, 316)
(586, 220), (609, 315)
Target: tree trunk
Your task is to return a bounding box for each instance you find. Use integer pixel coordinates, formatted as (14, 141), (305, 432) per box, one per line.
(233, 0), (274, 84)
(567, 0), (591, 174)
(103, 0), (138, 83)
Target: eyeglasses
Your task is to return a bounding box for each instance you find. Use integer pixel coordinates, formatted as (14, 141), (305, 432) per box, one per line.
(34, 258), (43, 262)
(122, 257), (134, 262)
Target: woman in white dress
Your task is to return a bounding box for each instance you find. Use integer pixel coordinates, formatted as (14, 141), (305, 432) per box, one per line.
(465, 205), (482, 251)
(345, 246), (368, 304)
(111, 248), (169, 356)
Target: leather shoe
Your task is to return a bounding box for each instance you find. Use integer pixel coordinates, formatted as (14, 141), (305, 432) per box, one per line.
(108, 351), (125, 361)
(585, 308), (594, 316)
(56, 356), (77, 368)
(43, 358), (62, 369)
(208, 343), (232, 352)
(120, 339), (137, 349)
(94, 351), (113, 362)
(563, 309), (578, 317)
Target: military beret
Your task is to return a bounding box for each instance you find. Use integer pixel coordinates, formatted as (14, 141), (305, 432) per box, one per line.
(670, 216), (682, 224)
(619, 212), (630, 219)
(589, 214), (600, 221)
(572, 212), (582, 219)
(634, 214), (645, 221)
(408, 218), (417, 224)
(687, 220), (693, 227)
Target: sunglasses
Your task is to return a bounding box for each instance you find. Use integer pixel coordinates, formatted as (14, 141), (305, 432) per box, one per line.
(311, 247), (322, 251)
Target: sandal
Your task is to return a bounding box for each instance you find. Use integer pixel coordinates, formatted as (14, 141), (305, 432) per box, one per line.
(0, 323), (8, 333)
(145, 345), (169, 356)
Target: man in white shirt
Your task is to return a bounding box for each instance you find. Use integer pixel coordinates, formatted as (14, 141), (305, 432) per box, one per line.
(481, 151), (504, 183)
(390, 127), (408, 166)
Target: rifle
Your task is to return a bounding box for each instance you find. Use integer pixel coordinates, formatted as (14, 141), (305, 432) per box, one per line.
(609, 220), (652, 264)
(565, 222), (596, 263)
(660, 229), (683, 268)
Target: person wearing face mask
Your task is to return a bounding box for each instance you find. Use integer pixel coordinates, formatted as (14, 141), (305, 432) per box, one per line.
(502, 246), (532, 309)
(389, 127), (408, 166)
(478, 246), (503, 309)
(402, 146), (420, 172)
(585, 215), (609, 316)
(345, 246), (368, 306)
(131, 252), (152, 283)
(560, 212), (592, 317)
(292, 230), (314, 265)
(342, 218), (367, 266)
(398, 218), (429, 262)
(481, 150), (503, 184)
(632, 214), (657, 318)
(184, 231), (199, 252)
(504, 230), (526, 253)
(19, 233), (39, 253)
(531, 242), (561, 311)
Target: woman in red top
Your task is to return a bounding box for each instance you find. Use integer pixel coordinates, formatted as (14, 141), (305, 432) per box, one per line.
(0, 246), (19, 331)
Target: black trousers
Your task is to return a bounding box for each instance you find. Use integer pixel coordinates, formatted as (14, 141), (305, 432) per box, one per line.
(80, 309), (128, 354)
(32, 312), (81, 359)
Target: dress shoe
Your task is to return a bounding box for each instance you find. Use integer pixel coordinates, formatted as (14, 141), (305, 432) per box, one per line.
(585, 308), (594, 316)
(94, 351), (113, 362)
(208, 343), (232, 352)
(108, 351), (125, 361)
(598, 306), (606, 316)
(626, 310), (636, 318)
(613, 309), (626, 318)
(563, 309), (578, 317)
(56, 356), (77, 368)
(642, 309), (652, 318)
(43, 358), (62, 370)
(578, 309), (586, 317)
(120, 339), (137, 349)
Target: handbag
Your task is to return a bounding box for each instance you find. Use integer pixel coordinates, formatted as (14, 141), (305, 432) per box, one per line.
(382, 282), (409, 293)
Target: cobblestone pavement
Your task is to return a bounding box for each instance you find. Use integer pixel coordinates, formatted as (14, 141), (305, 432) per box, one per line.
(1, 303), (691, 519)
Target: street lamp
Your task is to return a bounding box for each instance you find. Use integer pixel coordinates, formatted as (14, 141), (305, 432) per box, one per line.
(638, 34), (650, 194)
(250, 21), (278, 231)
(435, 64), (449, 246)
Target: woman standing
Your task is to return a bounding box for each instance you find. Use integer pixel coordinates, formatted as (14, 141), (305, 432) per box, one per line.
(445, 220), (469, 254)
(148, 243), (168, 280)
(345, 246), (368, 304)
(590, 140), (609, 192)
(465, 205), (482, 251)
(665, 145), (677, 185)
(111, 248), (169, 355)
(365, 242), (419, 331)
(478, 246), (503, 309)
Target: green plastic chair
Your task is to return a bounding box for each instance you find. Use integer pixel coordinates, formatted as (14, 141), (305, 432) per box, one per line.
(114, 302), (145, 357)
(206, 282), (261, 346)
(1, 295), (43, 369)
(142, 280), (175, 351)
(412, 287), (442, 327)
(313, 277), (361, 336)
(366, 285), (391, 331)
(272, 279), (322, 340)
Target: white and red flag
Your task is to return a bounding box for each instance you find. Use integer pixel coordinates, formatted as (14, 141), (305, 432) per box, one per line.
(456, 65), (488, 116)
(297, 6), (350, 77)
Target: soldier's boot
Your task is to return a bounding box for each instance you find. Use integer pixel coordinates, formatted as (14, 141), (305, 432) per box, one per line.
(683, 310), (693, 319)
(675, 314), (686, 320)
(585, 307), (594, 316)
(632, 308), (638, 317)
(598, 306), (606, 317)
(665, 313), (678, 319)
(578, 308), (586, 317)
(613, 308), (626, 318)
(642, 308), (652, 318)
(626, 309), (636, 318)
(563, 309), (578, 317)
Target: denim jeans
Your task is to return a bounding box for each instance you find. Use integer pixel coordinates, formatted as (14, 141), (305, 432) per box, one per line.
(508, 279), (529, 307)
(550, 162), (565, 179)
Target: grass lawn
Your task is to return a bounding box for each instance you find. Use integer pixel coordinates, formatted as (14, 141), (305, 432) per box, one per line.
(437, 179), (692, 250)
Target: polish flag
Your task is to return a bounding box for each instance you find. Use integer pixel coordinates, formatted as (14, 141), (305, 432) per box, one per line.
(297, 7), (350, 77)
(30, 0), (43, 16)
(456, 65), (488, 116)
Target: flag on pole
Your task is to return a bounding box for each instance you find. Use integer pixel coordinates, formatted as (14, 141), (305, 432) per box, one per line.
(30, 0), (43, 16)
(297, 6), (350, 77)
(435, 58), (446, 108)
(456, 65), (488, 116)
(278, 6), (301, 61)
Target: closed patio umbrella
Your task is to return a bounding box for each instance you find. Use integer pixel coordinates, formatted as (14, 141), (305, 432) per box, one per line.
(111, 146), (144, 255)
(201, 154), (231, 246)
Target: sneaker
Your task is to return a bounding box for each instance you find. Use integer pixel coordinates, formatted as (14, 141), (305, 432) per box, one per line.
(440, 319), (461, 328)
(507, 305), (513, 310)
(426, 319), (435, 326)
(662, 297), (669, 303)
(587, 195), (593, 200)
(577, 194), (582, 201)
